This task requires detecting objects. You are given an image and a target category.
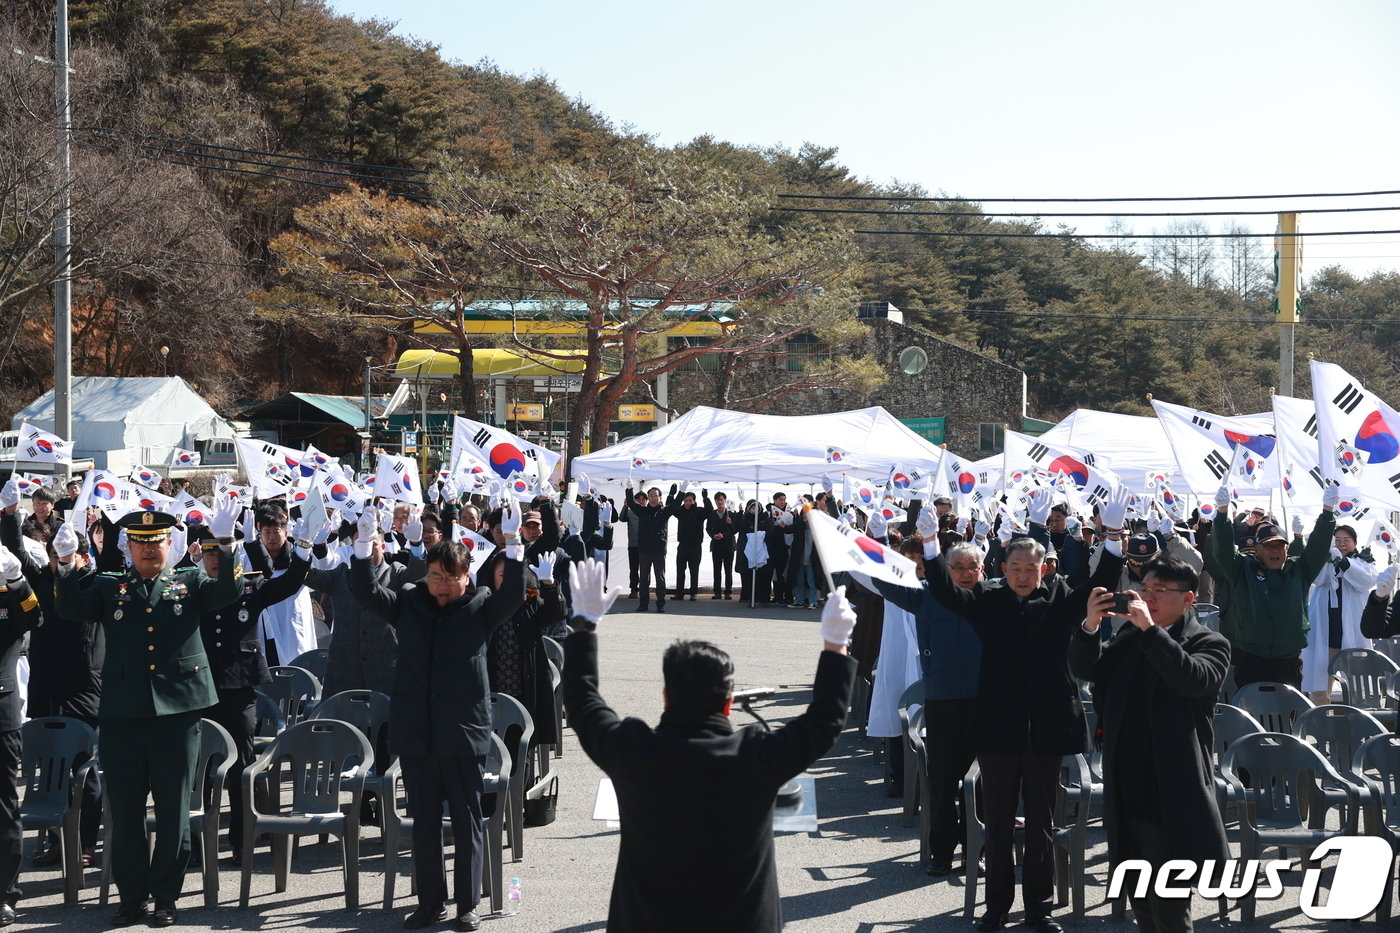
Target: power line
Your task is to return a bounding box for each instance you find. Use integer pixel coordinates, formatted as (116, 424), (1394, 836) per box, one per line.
(900, 304), (1400, 326)
(779, 205), (1400, 220)
(79, 126), (429, 175)
(851, 228), (1400, 240)
(779, 189), (1400, 204)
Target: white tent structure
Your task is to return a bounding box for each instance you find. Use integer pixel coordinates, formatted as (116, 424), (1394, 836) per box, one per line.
(13, 376), (234, 469)
(571, 406), (945, 483)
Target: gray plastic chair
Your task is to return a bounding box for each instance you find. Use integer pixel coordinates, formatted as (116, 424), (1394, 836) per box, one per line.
(541, 635), (564, 676)
(311, 690), (392, 786)
(1233, 681), (1314, 733)
(1330, 648), (1399, 724)
(1292, 703), (1387, 827)
(1212, 704), (1265, 818)
(239, 718), (374, 909)
(19, 717), (98, 904)
(98, 718), (234, 908)
(264, 665), (323, 726)
(542, 634), (567, 742)
(288, 647), (330, 683)
(961, 760), (1025, 920)
(546, 657), (564, 762)
(380, 732), (512, 914)
(490, 692), (534, 863)
(895, 682), (924, 829)
(1352, 733), (1400, 922)
(1051, 708), (1113, 919)
(1220, 732), (1363, 921)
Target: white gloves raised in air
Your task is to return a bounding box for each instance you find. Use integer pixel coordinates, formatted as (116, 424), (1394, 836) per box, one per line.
(568, 558), (621, 624)
(819, 585), (858, 646)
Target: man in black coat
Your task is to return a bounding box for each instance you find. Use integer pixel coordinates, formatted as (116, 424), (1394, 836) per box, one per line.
(922, 492), (1128, 933)
(706, 491), (737, 599)
(562, 558), (858, 933)
(0, 545), (43, 926)
(1070, 556), (1230, 933)
(351, 507), (525, 932)
(623, 485), (670, 613)
(666, 485), (709, 601)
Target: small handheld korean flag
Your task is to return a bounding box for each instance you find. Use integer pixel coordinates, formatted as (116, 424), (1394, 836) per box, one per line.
(806, 509), (918, 589)
(1371, 516), (1400, 558)
(374, 453), (423, 505)
(505, 470), (535, 503)
(18, 422), (72, 463)
(1228, 443), (1264, 489)
(130, 466), (163, 491)
(843, 476), (881, 510)
(168, 447), (201, 468)
(302, 482), (334, 543)
(826, 446), (850, 465)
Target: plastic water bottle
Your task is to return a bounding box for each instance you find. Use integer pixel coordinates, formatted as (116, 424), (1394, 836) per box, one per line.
(506, 877), (522, 915)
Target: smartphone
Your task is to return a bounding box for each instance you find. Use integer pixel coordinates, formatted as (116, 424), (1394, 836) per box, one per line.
(1107, 592), (1133, 616)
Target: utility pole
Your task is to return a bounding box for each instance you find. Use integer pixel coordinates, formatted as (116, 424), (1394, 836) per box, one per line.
(53, 0), (73, 480)
(362, 356), (373, 471)
(1275, 212), (1301, 397)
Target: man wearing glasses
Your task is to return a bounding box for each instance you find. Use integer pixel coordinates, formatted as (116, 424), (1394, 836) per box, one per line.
(1071, 556), (1231, 933)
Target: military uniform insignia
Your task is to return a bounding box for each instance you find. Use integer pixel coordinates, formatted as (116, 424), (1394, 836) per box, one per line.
(172, 603), (183, 615)
(0, 608), (8, 621)
(141, 511), (154, 525)
(238, 609), (250, 622)
(114, 609), (124, 620)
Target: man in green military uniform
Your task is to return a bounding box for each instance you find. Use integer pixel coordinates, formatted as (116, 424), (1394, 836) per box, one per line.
(54, 499), (243, 927)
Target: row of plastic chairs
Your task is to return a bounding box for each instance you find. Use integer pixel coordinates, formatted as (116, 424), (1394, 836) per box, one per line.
(18, 687), (541, 916)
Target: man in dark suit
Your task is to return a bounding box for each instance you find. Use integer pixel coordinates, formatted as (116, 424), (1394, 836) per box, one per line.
(351, 506), (525, 932)
(53, 501), (244, 928)
(921, 488), (1128, 933)
(1071, 556), (1231, 933)
(706, 491), (736, 599)
(562, 559), (858, 933)
(0, 544), (43, 926)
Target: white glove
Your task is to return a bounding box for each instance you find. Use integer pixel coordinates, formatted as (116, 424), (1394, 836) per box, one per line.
(1376, 564), (1399, 600)
(1214, 484), (1232, 512)
(0, 479), (19, 510)
(1322, 484), (1340, 511)
(599, 501), (614, 524)
(997, 522), (1013, 545)
(117, 529), (130, 558)
(208, 497), (240, 540)
(867, 512), (888, 537)
(404, 509), (424, 546)
(820, 474), (834, 495)
(239, 509), (256, 543)
(819, 585), (858, 645)
(1330, 547), (1344, 562)
(1028, 488), (1053, 525)
(311, 515), (333, 546)
(291, 517), (311, 544)
(915, 508), (938, 538)
(678, 480), (690, 495)
(956, 516), (969, 536)
(1155, 513), (1174, 538)
(51, 519), (78, 560)
(500, 503), (522, 537)
(379, 507), (394, 534)
(354, 508), (378, 558)
(975, 519), (991, 538)
(427, 483), (440, 503)
(568, 558), (621, 624)
(1101, 486), (1131, 530)
(841, 508), (857, 527)
(1291, 514), (1305, 535)
(442, 477), (459, 502)
(534, 552), (556, 584)
(0, 545), (21, 583)
(1066, 515), (1081, 536)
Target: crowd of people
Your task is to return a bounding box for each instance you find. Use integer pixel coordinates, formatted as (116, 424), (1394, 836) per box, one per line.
(0, 460), (1393, 931)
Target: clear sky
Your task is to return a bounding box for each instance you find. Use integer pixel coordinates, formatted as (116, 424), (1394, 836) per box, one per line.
(329, 0), (1400, 278)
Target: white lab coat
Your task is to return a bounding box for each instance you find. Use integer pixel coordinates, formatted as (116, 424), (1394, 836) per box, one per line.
(1303, 554), (1377, 693)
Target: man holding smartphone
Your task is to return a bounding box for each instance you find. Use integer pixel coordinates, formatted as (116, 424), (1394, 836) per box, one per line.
(1071, 556), (1231, 933)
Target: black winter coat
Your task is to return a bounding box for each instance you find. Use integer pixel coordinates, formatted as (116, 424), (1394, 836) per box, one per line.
(563, 630), (855, 933)
(0, 576), (42, 731)
(352, 555), (524, 757)
(925, 543), (1123, 755)
(1068, 612), (1231, 865)
(199, 554), (310, 690)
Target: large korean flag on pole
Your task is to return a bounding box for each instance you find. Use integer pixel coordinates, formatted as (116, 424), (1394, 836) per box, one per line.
(806, 510), (919, 589)
(451, 416), (561, 483)
(1310, 360), (1400, 508)
(1152, 399), (1278, 495)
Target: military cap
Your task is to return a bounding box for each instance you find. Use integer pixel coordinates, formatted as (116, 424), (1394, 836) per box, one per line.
(117, 510), (180, 541)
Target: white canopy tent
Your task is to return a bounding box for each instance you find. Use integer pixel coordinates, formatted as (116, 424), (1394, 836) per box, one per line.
(13, 376), (233, 468)
(570, 406), (945, 483)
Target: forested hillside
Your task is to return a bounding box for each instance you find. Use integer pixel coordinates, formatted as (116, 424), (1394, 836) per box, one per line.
(2, 0), (1396, 423)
